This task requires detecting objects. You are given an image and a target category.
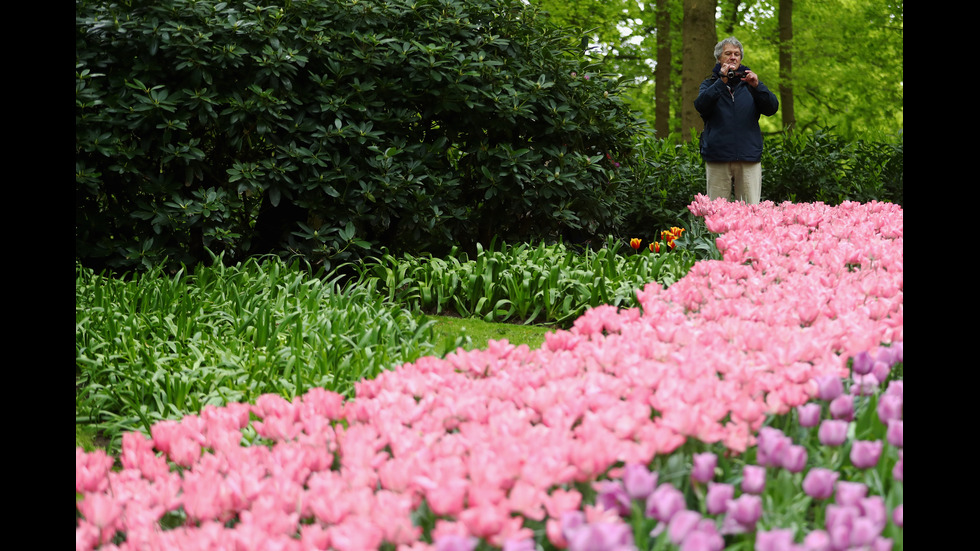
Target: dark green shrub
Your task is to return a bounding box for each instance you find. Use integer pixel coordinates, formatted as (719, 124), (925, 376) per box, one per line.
(618, 134), (705, 239)
(76, 0), (647, 272)
(761, 128), (903, 206)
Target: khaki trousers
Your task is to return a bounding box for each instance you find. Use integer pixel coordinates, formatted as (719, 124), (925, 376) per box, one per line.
(705, 161), (762, 204)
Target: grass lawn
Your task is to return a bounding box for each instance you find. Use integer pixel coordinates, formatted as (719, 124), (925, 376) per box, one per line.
(425, 314), (555, 357)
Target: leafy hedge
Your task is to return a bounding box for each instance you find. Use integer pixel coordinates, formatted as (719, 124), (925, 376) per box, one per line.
(76, 0), (646, 272)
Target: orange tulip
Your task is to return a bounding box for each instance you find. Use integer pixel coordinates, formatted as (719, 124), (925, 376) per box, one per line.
(650, 242), (660, 253)
(630, 238), (642, 250)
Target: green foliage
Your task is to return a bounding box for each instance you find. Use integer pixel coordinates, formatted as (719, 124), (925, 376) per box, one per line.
(76, 0), (647, 272)
(77, 239), (699, 450)
(355, 238), (697, 327)
(75, 257), (438, 448)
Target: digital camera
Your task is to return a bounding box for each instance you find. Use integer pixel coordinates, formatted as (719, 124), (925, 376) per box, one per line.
(726, 69), (746, 80)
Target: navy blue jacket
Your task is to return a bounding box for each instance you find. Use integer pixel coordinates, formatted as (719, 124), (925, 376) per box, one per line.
(694, 64), (779, 163)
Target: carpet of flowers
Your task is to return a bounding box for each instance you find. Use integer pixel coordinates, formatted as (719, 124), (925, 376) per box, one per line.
(76, 195), (903, 551)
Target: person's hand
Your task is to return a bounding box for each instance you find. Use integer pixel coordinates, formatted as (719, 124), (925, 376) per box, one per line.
(720, 62), (736, 81)
(743, 70), (759, 87)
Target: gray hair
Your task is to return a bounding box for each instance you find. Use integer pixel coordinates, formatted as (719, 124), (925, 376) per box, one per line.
(713, 37), (744, 60)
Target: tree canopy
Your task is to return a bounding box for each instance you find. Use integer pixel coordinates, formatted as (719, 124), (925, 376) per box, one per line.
(529, 0), (903, 140)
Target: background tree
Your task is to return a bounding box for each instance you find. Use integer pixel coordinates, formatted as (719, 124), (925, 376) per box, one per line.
(529, 0), (901, 140)
(778, 0), (795, 130)
(680, 0), (717, 141)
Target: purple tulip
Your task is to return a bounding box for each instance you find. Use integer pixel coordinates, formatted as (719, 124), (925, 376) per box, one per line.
(834, 481), (868, 507)
(756, 529), (797, 551)
(826, 504), (861, 547)
(796, 402), (823, 427)
(593, 480), (631, 516)
(502, 540), (536, 551)
(566, 521), (634, 551)
(645, 483), (686, 523)
(803, 530), (831, 551)
(886, 420), (903, 448)
(621, 463), (658, 500)
(741, 464), (767, 494)
(802, 468), (838, 500)
(851, 373), (879, 396)
(679, 527), (725, 551)
(691, 452), (717, 483)
(782, 444), (808, 473)
(884, 380), (903, 399)
(726, 494), (762, 529)
(859, 496), (888, 531)
(849, 516), (881, 547)
(704, 482), (733, 515)
(818, 419), (849, 446)
(851, 351), (874, 375)
(877, 394), (903, 425)
(435, 535), (479, 551)
(756, 427), (791, 468)
(829, 394), (854, 421)
(667, 510), (703, 545)
(871, 537), (894, 551)
(814, 374), (844, 401)
(872, 360), (891, 383)
(705, 482), (734, 515)
(850, 440), (884, 469)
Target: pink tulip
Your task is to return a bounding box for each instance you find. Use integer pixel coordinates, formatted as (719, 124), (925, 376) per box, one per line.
(892, 504), (903, 527)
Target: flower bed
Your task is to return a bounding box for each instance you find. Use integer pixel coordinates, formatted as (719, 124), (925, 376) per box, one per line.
(76, 196), (903, 550)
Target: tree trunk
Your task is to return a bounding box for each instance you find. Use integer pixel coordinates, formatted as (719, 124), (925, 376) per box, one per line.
(654, 0), (672, 138)
(779, 0), (796, 131)
(681, 0), (717, 142)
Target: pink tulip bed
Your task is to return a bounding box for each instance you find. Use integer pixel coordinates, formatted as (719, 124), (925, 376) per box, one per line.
(76, 196), (903, 551)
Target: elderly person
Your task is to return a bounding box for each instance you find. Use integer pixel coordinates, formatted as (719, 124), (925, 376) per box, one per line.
(694, 37), (779, 204)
